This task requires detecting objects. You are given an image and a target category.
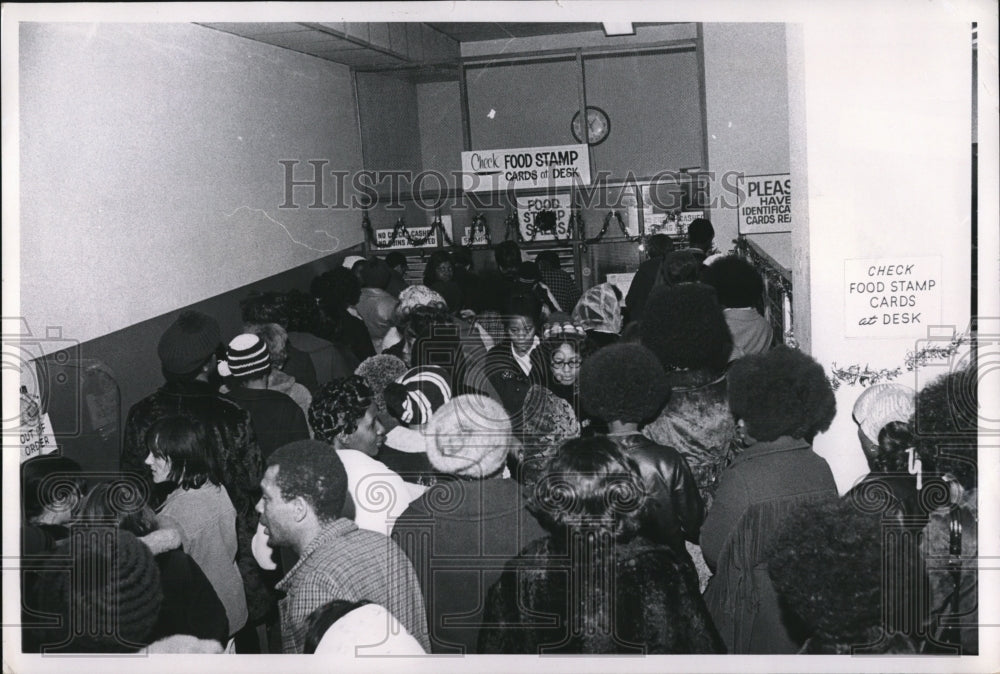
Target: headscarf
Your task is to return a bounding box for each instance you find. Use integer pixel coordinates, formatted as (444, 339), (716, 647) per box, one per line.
(572, 283), (623, 335)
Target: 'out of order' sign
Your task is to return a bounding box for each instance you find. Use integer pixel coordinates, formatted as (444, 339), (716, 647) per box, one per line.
(844, 256), (942, 338)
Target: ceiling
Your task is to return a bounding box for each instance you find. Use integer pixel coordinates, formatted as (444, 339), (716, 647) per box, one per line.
(197, 21), (660, 75)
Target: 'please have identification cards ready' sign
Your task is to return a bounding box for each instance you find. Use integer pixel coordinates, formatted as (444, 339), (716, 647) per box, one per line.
(462, 144), (591, 192)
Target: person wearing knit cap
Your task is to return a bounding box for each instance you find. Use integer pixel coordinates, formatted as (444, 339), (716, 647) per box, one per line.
(392, 394), (546, 654)
(220, 333), (310, 461)
(377, 366), (452, 484)
(308, 376), (425, 535)
(255, 440), (430, 654)
(578, 343), (704, 559)
(639, 283), (738, 507)
(571, 283), (623, 350)
(851, 382), (916, 465)
(119, 310), (271, 628)
(26, 529), (163, 653)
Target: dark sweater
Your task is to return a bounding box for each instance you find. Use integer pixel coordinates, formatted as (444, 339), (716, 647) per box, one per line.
(151, 548), (230, 645)
(225, 387), (309, 460)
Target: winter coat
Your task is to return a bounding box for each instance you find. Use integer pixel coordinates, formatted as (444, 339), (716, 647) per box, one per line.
(478, 534), (725, 654)
(701, 436), (838, 654)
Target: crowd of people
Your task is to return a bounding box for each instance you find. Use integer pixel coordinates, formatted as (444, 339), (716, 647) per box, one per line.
(20, 220), (979, 657)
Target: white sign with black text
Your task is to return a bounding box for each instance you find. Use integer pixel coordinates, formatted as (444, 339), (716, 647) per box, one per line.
(462, 144), (591, 192)
(737, 173), (792, 234)
(844, 256), (942, 338)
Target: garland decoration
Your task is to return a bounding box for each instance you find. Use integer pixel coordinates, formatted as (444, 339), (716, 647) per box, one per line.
(582, 210), (638, 248)
(828, 331), (970, 391)
(363, 212), (491, 250)
(734, 235), (792, 296)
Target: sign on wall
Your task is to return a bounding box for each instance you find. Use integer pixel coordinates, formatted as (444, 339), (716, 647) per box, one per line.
(844, 256), (942, 338)
(737, 173), (792, 234)
(461, 144), (591, 192)
(516, 194), (574, 241)
(375, 226), (438, 249)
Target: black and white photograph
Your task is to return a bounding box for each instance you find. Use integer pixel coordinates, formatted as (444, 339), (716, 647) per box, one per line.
(2, 2), (997, 672)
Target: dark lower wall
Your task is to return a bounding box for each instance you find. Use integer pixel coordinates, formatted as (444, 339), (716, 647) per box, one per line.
(37, 244), (362, 475)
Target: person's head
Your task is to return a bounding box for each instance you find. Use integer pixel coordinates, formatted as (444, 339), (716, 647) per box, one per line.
(144, 415), (221, 489)
(534, 250), (561, 272)
(687, 218), (714, 253)
(393, 285), (449, 326)
(728, 345), (836, 444)
(640, 283), (732, 374)
(385, 252), (408, 275)
(911, 365), (978, 491)
(343, 256), (368, 286)
(426, 395), (513, 479)
(646, 234), (675, 260)
(75, 481), (158, 536)
(768, 498), (922, 654)
(494, 241), (522, 276)
(285, 289), (321, 334)
(530, 436), (646, 542)
(21, 454), (87, 526)
(312, 267), (361, 312)
(354, 354), (409, 415)
(157, 310), (221, 382)
(244, 322), (289, 370)
(383, 365), (453, 427)
(540, 315), (588, 386)
(257, 440), (349, 547)
(309, 376), (385, 456)
(851, 383), (916, 468)
(703, 255), (764, 309)
(361, 258), (392, 290)
(579, 343), (670, 425)
(423, 250), (454, 286)
(656, 249), (703, 287)
(217, 332), (271, 385)
(504, 294), (542, 356)
(571, 283), (623, 337)
(516, 261), (541, 286)
(239, 291), (290, 329)
(518, 385), (580, 487)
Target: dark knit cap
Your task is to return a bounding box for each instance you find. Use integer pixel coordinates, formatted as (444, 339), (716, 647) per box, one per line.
(579, 343), (670, 423)
(37, 529), (163, 651)
(157, 310), (221, 375)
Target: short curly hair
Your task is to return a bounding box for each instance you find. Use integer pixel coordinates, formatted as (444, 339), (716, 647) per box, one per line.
(911, 366), (977, 490)
(702, 255), (764, 309)
(354, 354), (408, 414)
(266, 440), (348, 522)
(579, 343), (670, 424)
(285, 289), (321, 333)
(727, 345), (836, 442)
(640, 283), (733, 373)
(530, 436), (647, 543)
(240, 291), (290, 328)
(312, 267), (361, 311)
(308, 376), (373, 445)
(768, 498), (923, 653)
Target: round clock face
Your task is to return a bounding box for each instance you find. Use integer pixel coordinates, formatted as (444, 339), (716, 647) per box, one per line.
(571, 106), (610, 145)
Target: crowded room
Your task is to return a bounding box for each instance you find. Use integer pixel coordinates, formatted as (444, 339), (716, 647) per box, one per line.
(9, 4), (993, 669)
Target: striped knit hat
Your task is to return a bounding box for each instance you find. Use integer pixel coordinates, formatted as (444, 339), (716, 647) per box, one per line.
(217, 333), (271, 380)
(384, 365), (452, 426)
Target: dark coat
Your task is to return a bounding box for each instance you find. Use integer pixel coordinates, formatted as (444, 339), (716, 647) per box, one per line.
(120, 380), (272, 622)
(151, 548), (230, 645)
(478, 535), (725, 654)
(480, 342), (547, 430)
(700, 436), (838, 654)
(609, 433), (705, 554)
(224, 387), (309, 461)
(392, 477), (547, 654)
(624, 256), (661, 324)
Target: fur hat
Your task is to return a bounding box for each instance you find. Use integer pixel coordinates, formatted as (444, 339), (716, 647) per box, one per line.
(157, 310), (221, 375)
(355, 354), (409, 414)
(395, 284), (448, 319)
(217, 333), (270, 380)
(579, 343), (670, 423)
(852, 383), (916, 443)
(426, 395), (512, 478)
(384, 365), (452, 426)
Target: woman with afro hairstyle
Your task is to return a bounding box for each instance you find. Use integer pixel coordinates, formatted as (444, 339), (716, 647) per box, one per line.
(639, 283), (739, 506)
(701, 254), (773, 361)
(579, 343), (704, 559)
(767, 499), (926, 654)
(700, 345), (838, 654)
(478, 436), (724, 655)
(911, 365), (978, 655)
(307, 376), (425, 535)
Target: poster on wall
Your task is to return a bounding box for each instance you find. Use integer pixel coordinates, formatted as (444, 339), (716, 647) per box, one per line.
(461, 144), (591, 193)
(374, 226), (438, 249)
(737, 173), (792, 234)
(516, 194), (574, 242)
(844, 256), (942, 338)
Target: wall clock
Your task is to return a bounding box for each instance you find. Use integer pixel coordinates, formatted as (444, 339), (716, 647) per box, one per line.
(571, 106), (610, 145)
